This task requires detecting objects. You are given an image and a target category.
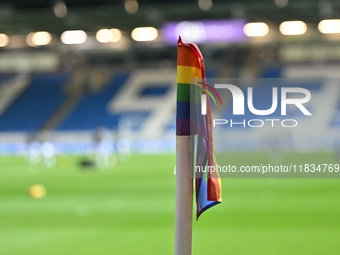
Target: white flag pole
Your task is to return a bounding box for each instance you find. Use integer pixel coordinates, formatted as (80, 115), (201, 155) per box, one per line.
(174, 135), (194, 255)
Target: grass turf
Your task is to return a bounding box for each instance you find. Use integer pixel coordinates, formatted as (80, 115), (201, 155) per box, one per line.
(0, 153), (340, 255)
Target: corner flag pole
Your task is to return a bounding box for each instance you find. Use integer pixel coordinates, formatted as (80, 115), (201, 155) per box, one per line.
(174, 135), (194, 255)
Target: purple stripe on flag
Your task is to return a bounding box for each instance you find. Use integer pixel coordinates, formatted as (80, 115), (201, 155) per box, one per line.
(176, 119), (190, 136)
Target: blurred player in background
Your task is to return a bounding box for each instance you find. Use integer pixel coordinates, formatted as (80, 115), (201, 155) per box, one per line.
(41, 141), (56, 168)
(26, 130), (56, 168)
(117, 117), (132, 162)
(94, 126), (116, 168)
(27, 134), (42, 164)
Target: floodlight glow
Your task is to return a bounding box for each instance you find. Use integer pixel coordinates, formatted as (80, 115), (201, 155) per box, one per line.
(279, 21), (307, 35)
(318, 19), (340, 34)
(26, 32), (35, 47)
(243, 22), (269, 37)
(96, 28), (121, 43)
(131, 27), (158, 41)
(60, 30), (87, 45)
(54, 1), (67, 18)
(110, 29), (122, 42)
(125, 0), (138, 14)
(32, 31), (52, 46)
(0, 33), (9, 47)
(275, 0), (288, 8)
(198, 0), (212, 11)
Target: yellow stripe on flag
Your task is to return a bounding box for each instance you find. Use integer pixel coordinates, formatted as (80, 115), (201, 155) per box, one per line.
(177, 65), (202, 84)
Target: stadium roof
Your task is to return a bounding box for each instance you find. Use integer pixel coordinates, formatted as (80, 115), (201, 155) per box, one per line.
(0, 0), (338, 34)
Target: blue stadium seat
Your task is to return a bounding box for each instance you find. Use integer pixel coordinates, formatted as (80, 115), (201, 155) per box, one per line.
(56, 72), (130, 131)
(0, 73), (69, 132)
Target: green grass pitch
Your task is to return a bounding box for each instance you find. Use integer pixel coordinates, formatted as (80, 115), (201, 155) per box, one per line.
(0, 153), (340, 255)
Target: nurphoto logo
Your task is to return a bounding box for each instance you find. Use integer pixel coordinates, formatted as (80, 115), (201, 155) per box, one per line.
(200, 82), (312, 128)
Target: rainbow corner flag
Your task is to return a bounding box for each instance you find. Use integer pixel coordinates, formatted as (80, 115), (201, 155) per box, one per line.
(176, 36), (222, 219)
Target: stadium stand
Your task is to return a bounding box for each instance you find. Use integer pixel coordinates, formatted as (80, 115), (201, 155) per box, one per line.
(55, 72), (129, 131)
(0, 73), (69, 132)
(0, 75), (28, 117)
(0, 64), (340, 154)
